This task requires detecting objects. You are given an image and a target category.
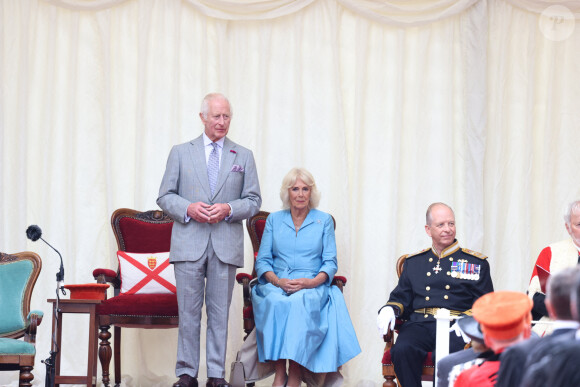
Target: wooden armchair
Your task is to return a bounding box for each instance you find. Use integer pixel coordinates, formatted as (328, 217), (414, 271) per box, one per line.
(381, 255), (434, 387)
(93, 208), (176, 387)
(235, 211), (347, 340)
(0, 251), (43, 387)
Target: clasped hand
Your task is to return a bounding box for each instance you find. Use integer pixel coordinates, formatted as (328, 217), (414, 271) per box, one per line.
(187, 202), (228, 224)
(278, 278), (313, 294)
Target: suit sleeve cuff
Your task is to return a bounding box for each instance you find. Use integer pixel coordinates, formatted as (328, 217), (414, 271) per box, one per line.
(224, 203), (233, 221)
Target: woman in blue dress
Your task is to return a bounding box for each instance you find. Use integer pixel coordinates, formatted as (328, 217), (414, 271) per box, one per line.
(252, 168), (361, 387)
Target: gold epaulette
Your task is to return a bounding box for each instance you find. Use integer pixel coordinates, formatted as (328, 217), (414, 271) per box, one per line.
(461, 248), (487, 260)
(406, 248), (431, 259)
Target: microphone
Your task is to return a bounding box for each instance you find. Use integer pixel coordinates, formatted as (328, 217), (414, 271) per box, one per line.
(26, 225), (65, 291)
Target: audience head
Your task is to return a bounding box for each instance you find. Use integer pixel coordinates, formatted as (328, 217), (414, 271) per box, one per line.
(472, 291), (533, 352)
(570, 265), (580, 322)
(545, 267), (579, 321)
(457, 316), (489, 352)
(425, 203), (456, 253)
(199, 93), (232, 142)
(280, 167), (320, 210)
(564, 200), (580, 248)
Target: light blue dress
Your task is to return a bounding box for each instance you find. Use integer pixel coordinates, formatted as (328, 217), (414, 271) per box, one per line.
(252, 209), (361, 373)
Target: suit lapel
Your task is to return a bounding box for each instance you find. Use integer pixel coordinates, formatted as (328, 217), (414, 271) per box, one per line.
(188, 135), (212, 198)
(300, 210), (316, 230)
(213, 137), (236, 198)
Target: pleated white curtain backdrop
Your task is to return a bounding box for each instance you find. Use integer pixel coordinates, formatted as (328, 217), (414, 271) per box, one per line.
(1, 0), (580, 385)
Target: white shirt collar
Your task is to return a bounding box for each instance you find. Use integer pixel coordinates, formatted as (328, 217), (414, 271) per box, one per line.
(554, 320), (580, 331)
(203, 133), (225, 148)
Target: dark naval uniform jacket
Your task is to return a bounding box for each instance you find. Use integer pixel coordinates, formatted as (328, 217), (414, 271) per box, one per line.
(385, 240), (494, 321)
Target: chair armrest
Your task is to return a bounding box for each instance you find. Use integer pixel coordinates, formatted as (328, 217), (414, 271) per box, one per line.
(383, 316), (407, 351)
(236, 272), (257, 338)
(236, 272), (253, 284)
(383, 326), (393, 344)
(27, 310), (44, 322)
(332, 275), (347, 292)
(236, 272), (256, 308)
(93, 268), (121, 288)
(25, 311), (43, 344)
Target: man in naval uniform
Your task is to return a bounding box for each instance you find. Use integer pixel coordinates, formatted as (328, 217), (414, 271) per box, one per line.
(527, 199), (580, 336)
(377, 202), (494, 387)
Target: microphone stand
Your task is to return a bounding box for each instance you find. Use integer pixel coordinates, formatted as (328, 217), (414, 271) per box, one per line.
(40, 237), (66, 387)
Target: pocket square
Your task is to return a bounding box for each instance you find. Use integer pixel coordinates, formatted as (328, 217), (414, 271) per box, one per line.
(231, 164), (245, 172)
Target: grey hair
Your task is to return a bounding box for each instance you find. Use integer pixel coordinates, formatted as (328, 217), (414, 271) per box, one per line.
(563, 200), (580, 226)
(200, 93), (233, 119)
(426, 202), (454, 225)
(279, 167), (321, 210)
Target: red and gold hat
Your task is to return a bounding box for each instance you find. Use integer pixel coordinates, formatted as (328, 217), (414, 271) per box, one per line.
(472, 291), (533, 340)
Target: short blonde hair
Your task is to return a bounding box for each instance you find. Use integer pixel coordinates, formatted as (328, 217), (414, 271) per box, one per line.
(279, 167), (321, 209)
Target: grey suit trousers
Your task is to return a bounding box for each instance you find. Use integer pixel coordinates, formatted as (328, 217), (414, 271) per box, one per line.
(173, 239), (237, 379)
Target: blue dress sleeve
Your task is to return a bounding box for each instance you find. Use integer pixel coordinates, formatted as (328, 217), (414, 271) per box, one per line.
(318, 214), (337, 286)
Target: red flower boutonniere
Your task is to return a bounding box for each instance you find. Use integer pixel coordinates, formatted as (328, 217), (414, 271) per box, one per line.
(230, 150), (237, 154)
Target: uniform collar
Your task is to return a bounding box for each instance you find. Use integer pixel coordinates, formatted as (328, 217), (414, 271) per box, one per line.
(432, 239), (460, 258)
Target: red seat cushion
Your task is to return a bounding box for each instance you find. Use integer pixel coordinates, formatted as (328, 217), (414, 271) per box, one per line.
(382, 349), (434, 367)
(96, 293), (178, 316)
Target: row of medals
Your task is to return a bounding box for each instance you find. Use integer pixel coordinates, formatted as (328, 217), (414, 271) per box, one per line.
(433, 258), (480, 281)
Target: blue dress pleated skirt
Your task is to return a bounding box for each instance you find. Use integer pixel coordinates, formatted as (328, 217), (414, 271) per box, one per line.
(252, 276), (361, 373)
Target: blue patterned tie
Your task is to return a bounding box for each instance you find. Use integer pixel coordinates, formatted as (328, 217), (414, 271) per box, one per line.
(207, 142), (219, 195)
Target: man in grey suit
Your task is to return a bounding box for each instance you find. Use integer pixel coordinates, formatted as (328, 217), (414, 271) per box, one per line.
(157, 93), (261, 387)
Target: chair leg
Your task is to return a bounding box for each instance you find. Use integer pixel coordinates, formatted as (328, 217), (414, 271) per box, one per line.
(99, 325), (113, 387)
(383, 375), (397, 387)
(114, 325), (122, 387)
(19, 365), (34, 387)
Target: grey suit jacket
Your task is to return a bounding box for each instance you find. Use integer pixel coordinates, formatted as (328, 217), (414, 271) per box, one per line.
(157, 134), (261, 267)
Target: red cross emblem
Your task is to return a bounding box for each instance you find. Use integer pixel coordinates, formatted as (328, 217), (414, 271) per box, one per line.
(118, 251), (176, 294)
